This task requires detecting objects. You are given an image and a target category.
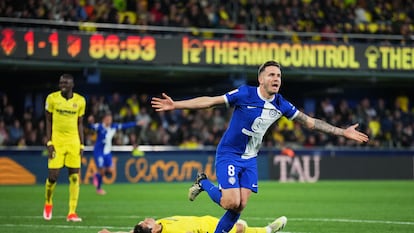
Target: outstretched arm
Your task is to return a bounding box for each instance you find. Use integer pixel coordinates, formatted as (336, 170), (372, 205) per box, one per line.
(293, 111), (369, 143)
(151, 93), (226, 112)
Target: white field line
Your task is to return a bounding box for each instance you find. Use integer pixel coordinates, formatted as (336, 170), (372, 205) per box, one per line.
(2, 215), (414, 225)
(1, 215), (414, 225)
(291, 218), (414, 225)
(244, 216), (414, 226)
(0, 215), (413, 232)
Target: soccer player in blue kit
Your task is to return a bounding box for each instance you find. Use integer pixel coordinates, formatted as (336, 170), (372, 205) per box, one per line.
(151, 60), (369, 233)
(88, 112), (144, 195)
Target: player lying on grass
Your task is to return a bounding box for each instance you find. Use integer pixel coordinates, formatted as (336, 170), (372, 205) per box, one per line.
(98, 215), (287, 233)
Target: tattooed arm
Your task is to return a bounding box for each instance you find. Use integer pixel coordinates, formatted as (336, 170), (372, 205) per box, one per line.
(293, 111), (369, 143)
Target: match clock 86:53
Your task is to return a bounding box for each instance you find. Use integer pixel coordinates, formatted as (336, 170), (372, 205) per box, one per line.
(89, 34), (156, 61)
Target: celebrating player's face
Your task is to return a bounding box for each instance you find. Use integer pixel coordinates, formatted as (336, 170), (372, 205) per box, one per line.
(259, 65), (282, 97)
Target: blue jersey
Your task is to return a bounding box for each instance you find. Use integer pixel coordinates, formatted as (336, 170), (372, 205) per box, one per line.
(89, 122), (136, 156)
(217, 85), (298, 159)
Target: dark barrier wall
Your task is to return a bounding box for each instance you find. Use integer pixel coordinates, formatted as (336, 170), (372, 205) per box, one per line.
(0, 148), (269, 185)
(0, 148), (412, 185)
(266, 149), (414, 182)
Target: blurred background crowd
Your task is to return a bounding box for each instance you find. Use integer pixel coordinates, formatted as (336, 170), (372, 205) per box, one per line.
(0, 90), (412, 149)
(1, 0), (413, 44)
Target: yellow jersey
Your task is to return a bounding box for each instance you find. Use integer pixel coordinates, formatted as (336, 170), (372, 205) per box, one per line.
(45, 91), (86, 144)
(157, 215), (237, 233)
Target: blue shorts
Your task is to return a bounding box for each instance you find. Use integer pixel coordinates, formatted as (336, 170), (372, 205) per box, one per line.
(215, 154), (258, 193)
(94, 153), (112, 169)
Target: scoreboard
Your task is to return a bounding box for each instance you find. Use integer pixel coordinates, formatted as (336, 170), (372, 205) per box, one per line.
(0, 28), (157, 62)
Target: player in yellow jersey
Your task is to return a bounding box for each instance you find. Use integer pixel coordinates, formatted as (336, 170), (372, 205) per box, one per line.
(43, 73), (86, 222)
(98, 215), (287, 233)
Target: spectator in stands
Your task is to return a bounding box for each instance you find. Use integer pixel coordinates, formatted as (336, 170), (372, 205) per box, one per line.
(0, 93), (9, 114)
(335, 99), (354, 126)
(303, 134), (317, 148)
(374, 98), (388, 119)
(148, 1), (164, 26)
(8, 119), (24, 145)
(316, 98), (335, 120)
(108, 92), (124, 121)
(2, 104), (16, 126)
(135, 106), (152, 144)
(94, 0), (109, 22)
(179, 134), (202, 149)
(35, 119), (47, 145)
(83, 0), (96, 20)
(25, 129), (39, 146)
(395, 92), (410, 113)
(0, 119), (9, 146)
(392, 121), (412, 147)
(120, 94), (140, 118)
(23, 120), (34, 142)
(3, 0), (414, 44)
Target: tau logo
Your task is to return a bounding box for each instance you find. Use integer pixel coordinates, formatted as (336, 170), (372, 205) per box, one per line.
(273, 155), (321, 183)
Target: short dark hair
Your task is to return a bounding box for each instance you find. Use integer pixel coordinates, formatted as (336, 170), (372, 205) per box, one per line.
(133, 224), (152, 233)
(60, 73), (74, 80)
(258, 60), (281, 76)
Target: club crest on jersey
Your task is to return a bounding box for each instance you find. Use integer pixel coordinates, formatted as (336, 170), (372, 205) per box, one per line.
(228, 177), (236, 185)
(72, 103), (78, 108)
(269, 109), (280, 118)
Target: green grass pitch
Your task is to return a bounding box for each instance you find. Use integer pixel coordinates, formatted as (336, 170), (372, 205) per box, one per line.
(1, 180), (413, 233)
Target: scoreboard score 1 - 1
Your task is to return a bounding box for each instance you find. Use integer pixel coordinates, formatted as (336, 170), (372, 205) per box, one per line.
(0, 28), (157, 62)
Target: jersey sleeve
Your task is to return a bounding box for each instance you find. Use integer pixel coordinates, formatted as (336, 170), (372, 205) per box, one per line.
(224, 85), (248, 107)
(78, 96), (86, 117)
(279, 95), (299, 120)
(112, 122), (136, 130)
(45, 94), (53, 113)
(89, 123), (100, 130)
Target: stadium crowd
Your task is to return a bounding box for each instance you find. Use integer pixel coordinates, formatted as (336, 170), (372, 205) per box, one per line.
(0, 0), (413, 44)
(0, 91), (412, 149)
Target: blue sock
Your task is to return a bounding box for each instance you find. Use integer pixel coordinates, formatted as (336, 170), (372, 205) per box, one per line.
(214, 210), (240, 233)
(200, 179), (221, 205)
(96, 173), (102, 189)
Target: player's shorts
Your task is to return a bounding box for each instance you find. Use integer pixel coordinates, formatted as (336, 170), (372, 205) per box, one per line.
(48, 142), (81, 169)
(215, 153), (258, 193)
(94, 153), (113, 168)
